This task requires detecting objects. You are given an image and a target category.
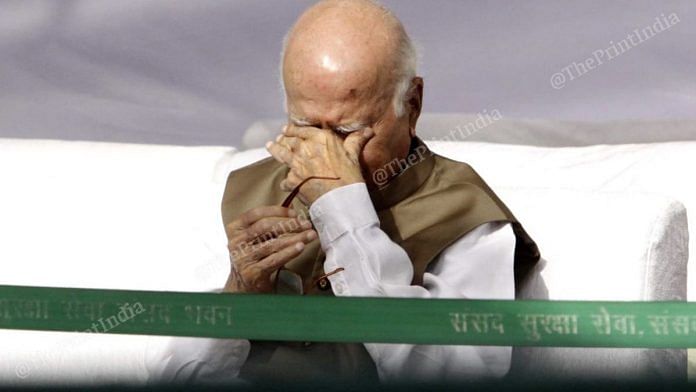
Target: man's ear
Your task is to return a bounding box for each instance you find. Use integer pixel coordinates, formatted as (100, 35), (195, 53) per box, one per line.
(407, 77), (424, 138)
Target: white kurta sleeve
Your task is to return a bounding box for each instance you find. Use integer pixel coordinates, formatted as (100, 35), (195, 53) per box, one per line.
(309, 182), (516, 382)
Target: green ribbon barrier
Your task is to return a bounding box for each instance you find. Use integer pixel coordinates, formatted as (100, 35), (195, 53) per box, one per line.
(0, 285), (694, 348)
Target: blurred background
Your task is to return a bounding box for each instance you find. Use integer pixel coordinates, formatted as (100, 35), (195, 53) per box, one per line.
(1, 0), (694, 147)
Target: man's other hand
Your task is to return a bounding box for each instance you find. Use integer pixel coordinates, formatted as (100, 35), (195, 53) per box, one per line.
(266, 125), (374, 205)
(223, 205), (317, 293)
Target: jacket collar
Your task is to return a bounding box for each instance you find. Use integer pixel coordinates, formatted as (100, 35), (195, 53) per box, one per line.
(368, 137), (435, 211)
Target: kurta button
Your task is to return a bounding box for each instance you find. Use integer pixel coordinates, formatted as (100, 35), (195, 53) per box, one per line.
(317, 277), (331, 291)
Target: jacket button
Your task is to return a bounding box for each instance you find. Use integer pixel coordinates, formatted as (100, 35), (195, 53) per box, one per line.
(317, 277), (331, 291)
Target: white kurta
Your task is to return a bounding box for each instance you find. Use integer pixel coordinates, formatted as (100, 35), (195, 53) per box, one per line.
(148, 182), (516, 384)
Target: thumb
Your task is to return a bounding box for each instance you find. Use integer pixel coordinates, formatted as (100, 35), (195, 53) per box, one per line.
(343, 127), (374, 161)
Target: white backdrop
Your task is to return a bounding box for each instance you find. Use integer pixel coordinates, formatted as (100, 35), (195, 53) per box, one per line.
(1, 0), (694, 147)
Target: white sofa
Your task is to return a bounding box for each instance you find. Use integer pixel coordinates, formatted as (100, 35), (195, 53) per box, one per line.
(0, 121), (692, 384)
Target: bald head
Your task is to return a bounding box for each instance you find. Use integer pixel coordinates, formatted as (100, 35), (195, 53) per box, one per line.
(278, 0), (423, 187)
(281, 0), (416, 117)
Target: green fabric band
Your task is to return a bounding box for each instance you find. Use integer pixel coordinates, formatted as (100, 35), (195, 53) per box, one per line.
(0, 285), (692, 348)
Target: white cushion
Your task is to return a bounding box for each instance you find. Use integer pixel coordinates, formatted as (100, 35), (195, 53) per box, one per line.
(500, 188), (687, 381)
(0, 138), (235, 385)
(426, 141), (696, 299)
(0, 138), (235, 292)
(497, 188), (687, 302)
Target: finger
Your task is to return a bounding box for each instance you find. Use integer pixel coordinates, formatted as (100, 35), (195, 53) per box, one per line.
(280, 178), (294, 193)
(343, 127), (374, 161)
(226, 206), (296, 235)
(275, 133), (301, 152)
(279, 169), (303, 192)
(246, 216), (313, 242)
(227, 231), (251, 253)
(257, 237), (312, 271)
(283, 125), (316, 140)
(266, 140), (294, 166)
(251, 229), (317, 262)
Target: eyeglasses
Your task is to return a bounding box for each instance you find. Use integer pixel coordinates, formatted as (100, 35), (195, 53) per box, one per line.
(275, 176), (344, 294)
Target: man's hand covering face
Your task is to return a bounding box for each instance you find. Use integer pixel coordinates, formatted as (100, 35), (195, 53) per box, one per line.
(267, 124), (374, 205)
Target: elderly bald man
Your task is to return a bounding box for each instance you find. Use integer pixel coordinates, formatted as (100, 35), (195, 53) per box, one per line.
(150, 0), (538, 385)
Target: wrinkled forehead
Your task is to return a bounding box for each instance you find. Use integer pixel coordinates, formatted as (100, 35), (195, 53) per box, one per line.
(284, 73), (392, 127)
(283, 52), (394, 122)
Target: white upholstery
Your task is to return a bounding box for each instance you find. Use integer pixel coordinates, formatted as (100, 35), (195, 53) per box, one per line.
(501, 188), (687, 302)
(0, 138), (235, 292)
(426, 141), (696, 300)
(0, 138), (689, 384)
(0, 138), (235, 385)
(502, 188), (687, 381)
